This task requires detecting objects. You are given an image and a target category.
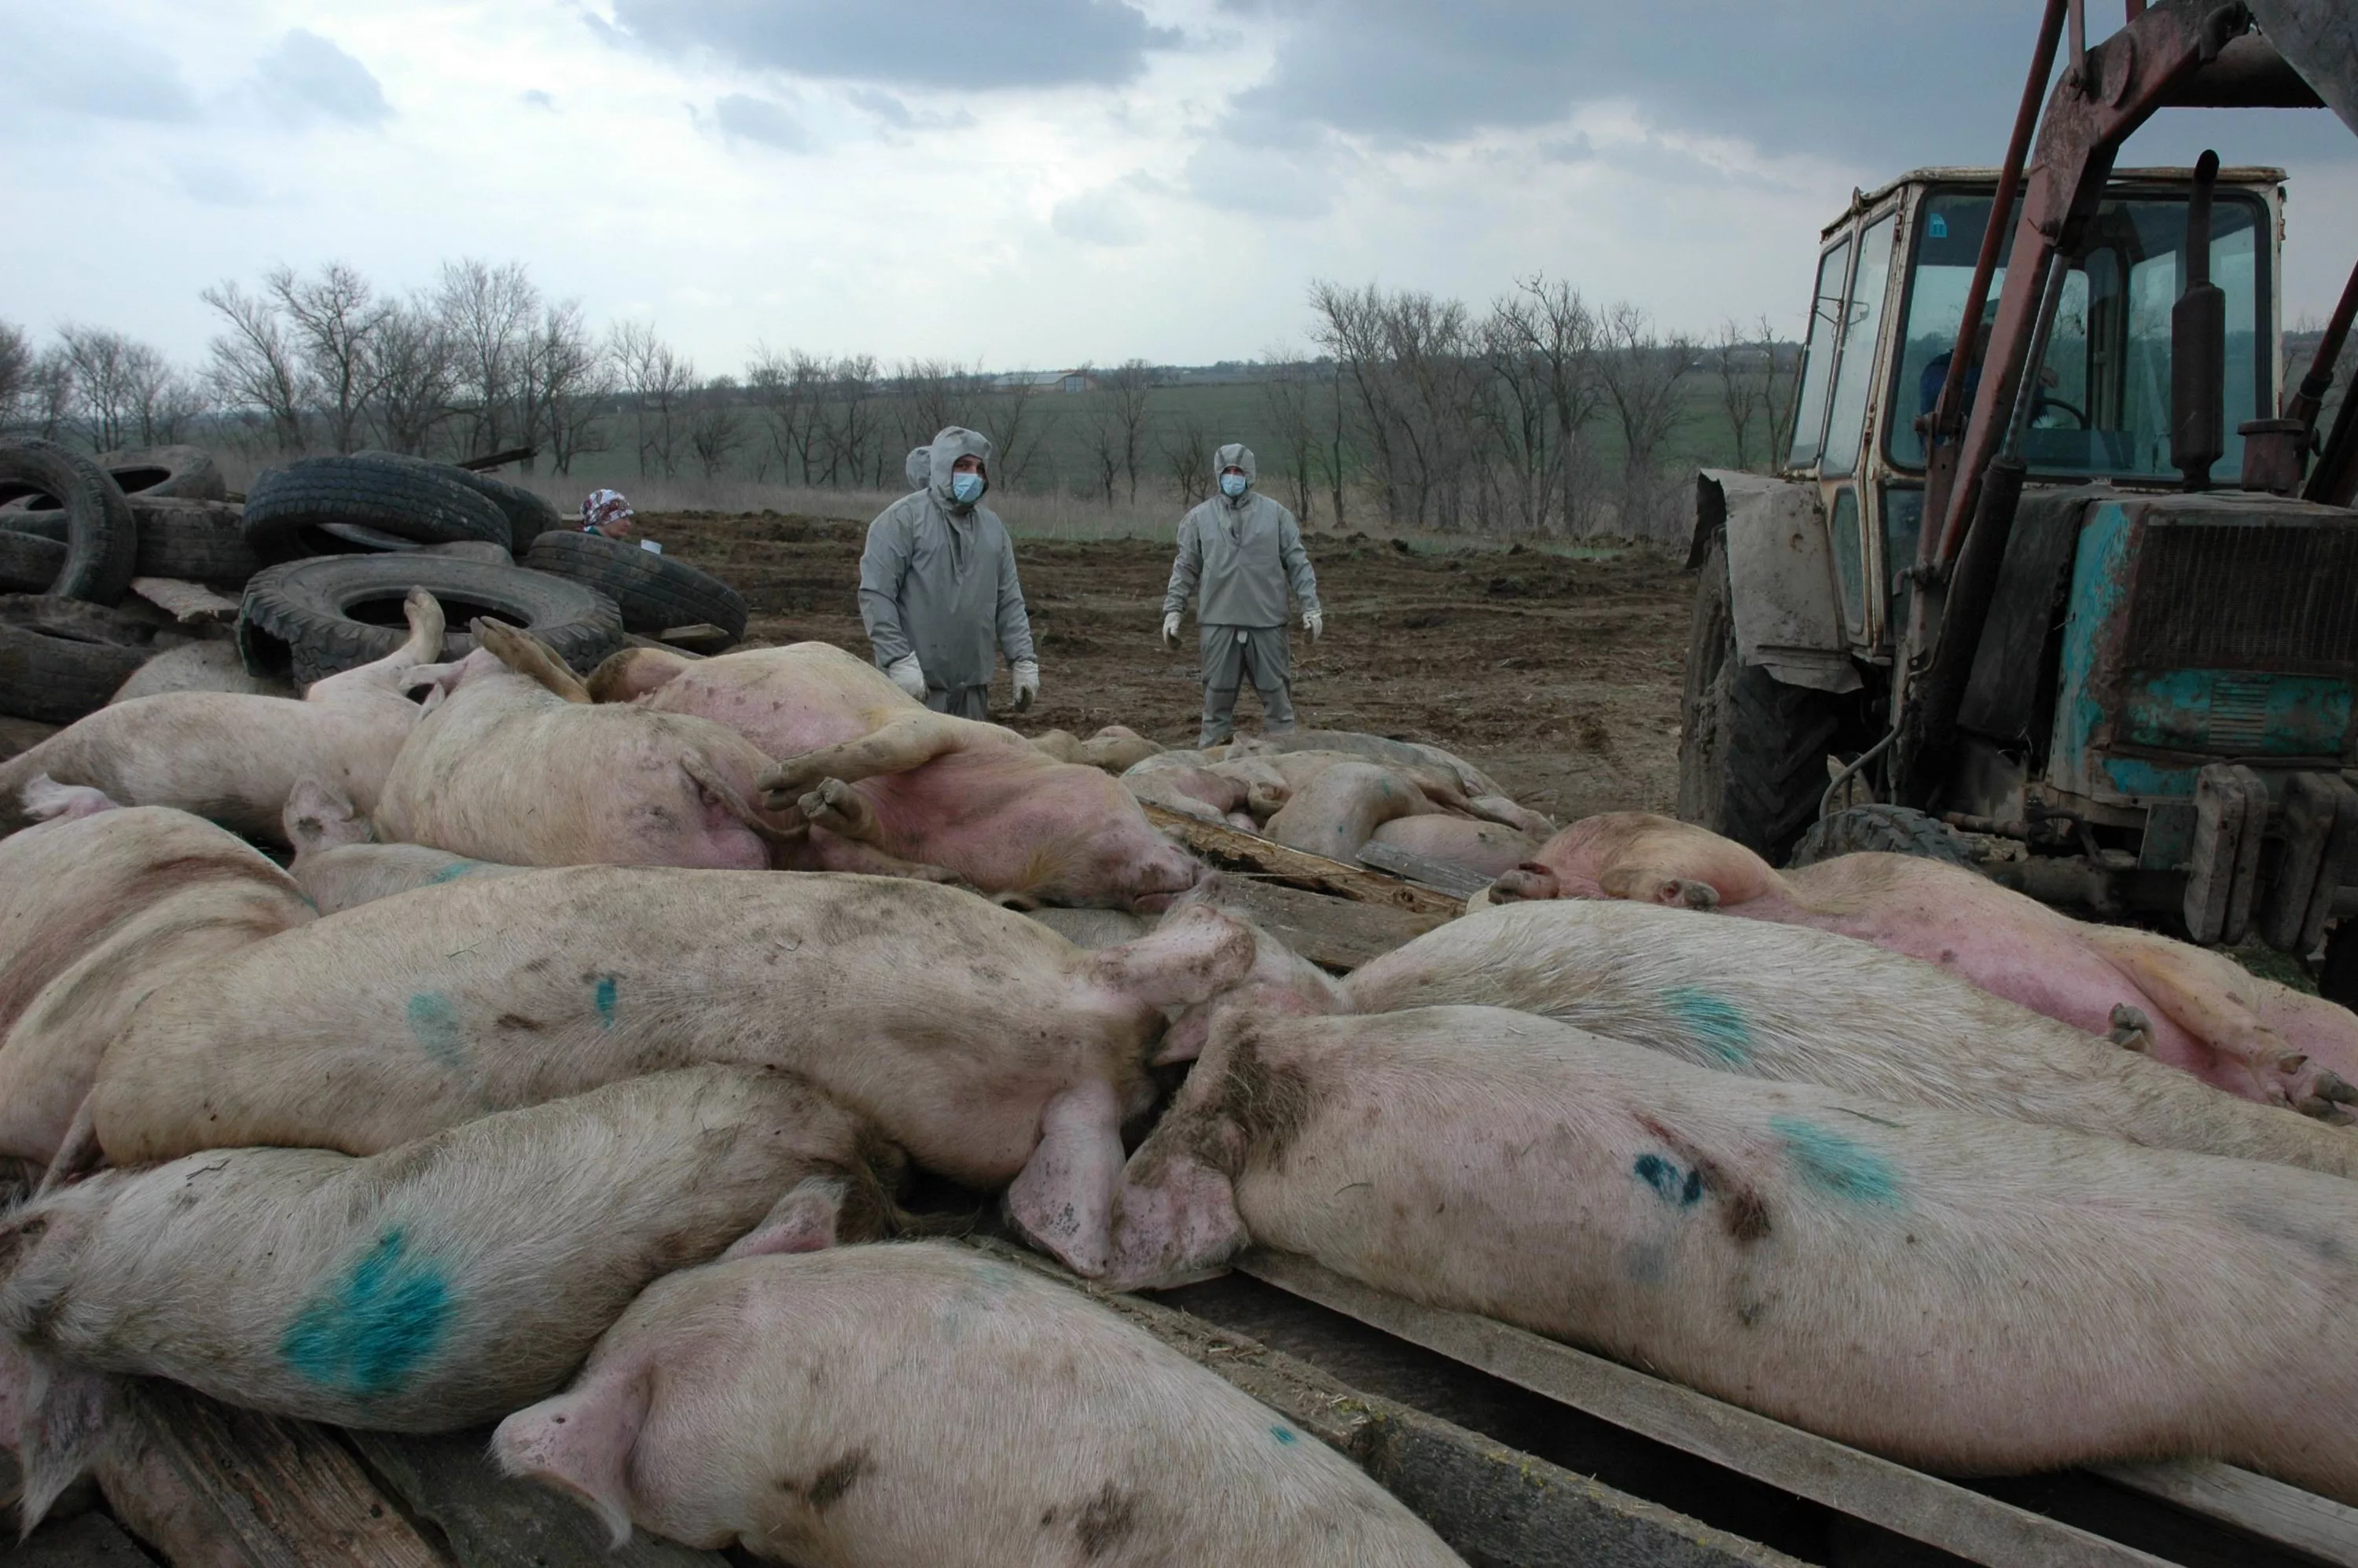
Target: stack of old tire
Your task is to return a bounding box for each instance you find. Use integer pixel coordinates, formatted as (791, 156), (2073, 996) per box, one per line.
(0, 439), (254, 724)
(237, 454), (747, 686)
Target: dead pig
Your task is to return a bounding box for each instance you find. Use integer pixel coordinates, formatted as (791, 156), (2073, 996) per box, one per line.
(0, 590), (444, 844)
(373, 625), (788, 871)
(0, 800), (312, 1166)
(0, 1068), (887, 1440)
(1109, 1004), (2358, 1502)
(494, 1243), (1464, 1566)
(281, 780), (528, 913)
(1220, 898), (2358, 1180)
(90, 868), (1256, 1274)
(1494, 813), (2358, 1118)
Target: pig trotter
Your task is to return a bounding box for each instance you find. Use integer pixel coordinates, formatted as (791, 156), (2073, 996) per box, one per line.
(799, 778), (881, 843)
(1489, 864), (1563, 902)
(2107, 1004), (2154, 1053)
(2315, 1070), (2358, 1106)
(470, 618), (593, 704)
(1004, 1079), (1126, 1276)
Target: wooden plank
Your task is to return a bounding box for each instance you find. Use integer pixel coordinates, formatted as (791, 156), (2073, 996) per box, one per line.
(1238, 1250), (2174, 1568)
(96, 1382), (443, 1568)
(964, 1239), (1805, 1568)
(350, 1429), (724, 1567)
(656, 624), (734, 654)
(2099, 1460), (2358, 1567)
(1144, 805), (1464, 918)
(127, 578), (241, 625)
(3, 1513), (159, 1567)
(1195, 875), (1443, 971)
(1353, 840), (1496, 899)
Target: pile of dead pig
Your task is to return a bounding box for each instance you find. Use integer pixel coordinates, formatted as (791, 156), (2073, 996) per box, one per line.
(0, 440), (747, 730)
(2, 597), (2358, 1563)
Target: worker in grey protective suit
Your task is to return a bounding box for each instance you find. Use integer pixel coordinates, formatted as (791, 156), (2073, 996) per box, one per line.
(903, 446), (930, 491)
(860, 425), (1039, 720)
(1161, 442), (1321, 747)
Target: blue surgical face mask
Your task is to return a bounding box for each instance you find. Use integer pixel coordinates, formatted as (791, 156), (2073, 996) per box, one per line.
(1219, 472), (1249, 498)
(951, 471), (986, 505)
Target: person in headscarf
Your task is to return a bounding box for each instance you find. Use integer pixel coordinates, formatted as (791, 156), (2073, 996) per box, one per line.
(1161, 443), (1321, 747)
(580, 489), (635, 540)
(858, 425), (1038, 720)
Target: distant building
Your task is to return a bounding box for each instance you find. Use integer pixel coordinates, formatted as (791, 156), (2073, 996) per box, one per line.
(990, 369), (1100, 393)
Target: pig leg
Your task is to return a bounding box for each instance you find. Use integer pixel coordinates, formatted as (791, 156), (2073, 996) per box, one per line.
(15, 1357), (119, 1533)
(584, 644), (697, 703)
(472, 618), (593, 703)
(1004, 1078), (1126, 1276)
(757, 714), (969, 806)
(493, 1371), (650, 1549)
(781, 826), (964, 883)
(1488, 863), (1563, 902)
(2085, 928), (2358, 1115)
(2107, 1004), (2155, 1052)
(303, 589), (446, 706)
(18, 775), (119, 823)
(1598, 865), (1723, 909)
(1466, 794), (1555, 837)
(796, 777), (884, 843)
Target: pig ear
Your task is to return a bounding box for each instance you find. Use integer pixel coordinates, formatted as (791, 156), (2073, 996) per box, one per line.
(283, 778), (368, 855)
(493, 1375), (648, 1551)
(722, 1175), (847, 1261)
(17, 1356), (119, 1535)
(1089, 905), (1255, 1010)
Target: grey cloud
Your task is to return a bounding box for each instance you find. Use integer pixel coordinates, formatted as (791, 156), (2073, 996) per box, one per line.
(10, 15), (199, 123)
(1183, 135), (1341, 218)
(522, 89), (558, 111)
(255, 29), (393, 126)
(845, 86), (973, 132)
(713, 93), (813, 151)
(606, 0), (1182, 89)
(1051, 185), (1148, 245)
(173, 162), (265, 207)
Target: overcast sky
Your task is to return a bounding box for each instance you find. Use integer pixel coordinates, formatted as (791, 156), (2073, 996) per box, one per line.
(7, 1), (2355, 373)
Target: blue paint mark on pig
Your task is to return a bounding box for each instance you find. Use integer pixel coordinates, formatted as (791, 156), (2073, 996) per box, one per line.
(405, 992), (466, 1072)
(593, 975), (619, 1027)
(427, 860), (481, 885)
(1662, 987), (1751, 1065)
(281, 1229), (451, 1396)
(1772, 1116), (1902, 1207)
(1269, 1425), (1299, 1446)
(1633, 1153), (1705, 1208)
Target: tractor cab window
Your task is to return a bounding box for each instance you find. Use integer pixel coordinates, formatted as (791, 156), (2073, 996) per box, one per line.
(1787, 237), (1852, 468)
(1886, 188), (2266, 481)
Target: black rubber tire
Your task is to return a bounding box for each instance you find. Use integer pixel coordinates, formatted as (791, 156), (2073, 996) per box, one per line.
(522, 530), (747, 641)
(0, 512), (67, 540)
(92, 446), (226, 502)
(0, 595), (160, 723)
(130, 498), (262, 587)
(357, 453), (564, 554)
(0, 531), (67, 593)
(0, 441), (136, 604)
(1787, 804), (1972, 868)
(241, 456), (512, 564)
(1676, 535), (1842, 865)
(239, 555), (624, 687)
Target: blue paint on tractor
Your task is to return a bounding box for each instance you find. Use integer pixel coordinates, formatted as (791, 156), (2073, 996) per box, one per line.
(2051, 501), (2136, 799)
(593, 975), (619, 1027)
(1662, 987), (1751, 1065)
(405, 993), (466, 1072)
(1771, 1116), (1903, 1207)
(281, 1230), (452, 1396)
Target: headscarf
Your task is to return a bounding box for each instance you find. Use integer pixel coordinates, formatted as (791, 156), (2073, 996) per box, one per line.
(582, 489), (634, 534)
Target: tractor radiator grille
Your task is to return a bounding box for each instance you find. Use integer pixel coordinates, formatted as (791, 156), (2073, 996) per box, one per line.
(2125, 520), (2358, 675)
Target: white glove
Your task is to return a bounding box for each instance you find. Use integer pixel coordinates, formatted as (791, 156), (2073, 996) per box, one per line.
(885, 654), (927, 701)
(1012, 659), (1039, 711)
(1161, 611), (1181, 648)
(1303, 608), (1324, 641)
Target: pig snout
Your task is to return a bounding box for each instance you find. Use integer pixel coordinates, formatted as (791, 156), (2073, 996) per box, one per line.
(1489, 863), (1563, 902)
(1105, 1154), (1247, 1291)
(1126, 842), (1208, 914)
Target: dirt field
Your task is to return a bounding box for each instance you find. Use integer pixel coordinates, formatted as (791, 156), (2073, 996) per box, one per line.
(645, 509), (1697, 824)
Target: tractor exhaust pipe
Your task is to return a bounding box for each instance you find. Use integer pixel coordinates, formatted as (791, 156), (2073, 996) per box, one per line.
(2171, 150), (2225, 490)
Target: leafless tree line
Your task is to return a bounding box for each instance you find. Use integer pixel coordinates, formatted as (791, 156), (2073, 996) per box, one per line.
(736, 350), (1060, 492)
(0, 320), (210, 453)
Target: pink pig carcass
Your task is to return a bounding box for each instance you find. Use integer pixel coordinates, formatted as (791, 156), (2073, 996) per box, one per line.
(1492, 812), (2358, 1119)
(589, 643), (1203, 911)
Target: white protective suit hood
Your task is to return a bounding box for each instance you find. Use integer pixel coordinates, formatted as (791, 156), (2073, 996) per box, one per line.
(927, 426), (994, 514)
(1214, 442), (1257, 506)
(904, 446), (931, 492)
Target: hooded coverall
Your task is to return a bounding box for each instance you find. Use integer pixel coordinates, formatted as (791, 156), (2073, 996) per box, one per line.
(1162, 442), (1320, 747)
(859, 425), (1036, 721)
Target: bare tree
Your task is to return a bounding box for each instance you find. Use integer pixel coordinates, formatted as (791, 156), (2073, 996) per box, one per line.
(1103, 360), (1152, 504)
(1076, 364), (1120, 503)
(22, 351), (75, 443)
(979, 376), (1052, 490)
(437, 259), (539, 458)
(688, 374), (747, 479)
(202, 280), (308, 453)
(1258, 349), (1320, 525)
(1158, 409), (1215, 509)
(1596, 303), (1701, 540)
(747, 345), (827, 486)
(529, 301), (608, 475)
(814, 355), (881, 487)
(1497, 276), (1604, 533)
(1308, 281), (1399, 523)
(127, 347), (208, 445)
(1756, 314), (1799, 468)
(57, 326), (144, 451)
(267, 263), (389, 454)
(0, 322), (30, 431)
(1713, 317), (1765, 472)
(370, 299), (458, 456)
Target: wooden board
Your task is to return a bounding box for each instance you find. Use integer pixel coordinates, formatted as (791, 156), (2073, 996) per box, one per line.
(94, 1381), (443, 1568)
(1238, 1250), (2176, 1568)
(1353, 840), (1496, 899)
(1196, 875), (1444, 971)
(350, 1428), (727, 1566)
(1144, 805), (1464, 918)
(2099, 1460), (2358, 1567)
(966, 1238), (1804, 1568)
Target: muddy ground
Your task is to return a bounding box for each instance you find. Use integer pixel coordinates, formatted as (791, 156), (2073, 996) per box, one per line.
(648, 509), (1696, 825)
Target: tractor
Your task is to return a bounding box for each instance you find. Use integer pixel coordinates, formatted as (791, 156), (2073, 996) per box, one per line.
(1678, 0), (2358, 999)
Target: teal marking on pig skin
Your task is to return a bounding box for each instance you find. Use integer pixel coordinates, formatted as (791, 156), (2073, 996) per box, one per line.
(405, 992), (466, 1072)
(426, 860), (481, 885)
(1771, 1116), (1902, 1207)
(1269, 1425), (1298, 1446)
(1633, 1153), (1705, 1208)
(1662, 987), (1750, 1065)
(593, 974), (619, 1027)
(281, 1229), (452, 1397)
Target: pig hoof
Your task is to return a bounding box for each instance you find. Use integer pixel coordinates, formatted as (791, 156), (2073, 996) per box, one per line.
(2313, 1070), (2358, 1106)
(799, 778), (872, 838)
(2106, 1004), (2154, 1052)
(1671, 878), (1720, 911)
